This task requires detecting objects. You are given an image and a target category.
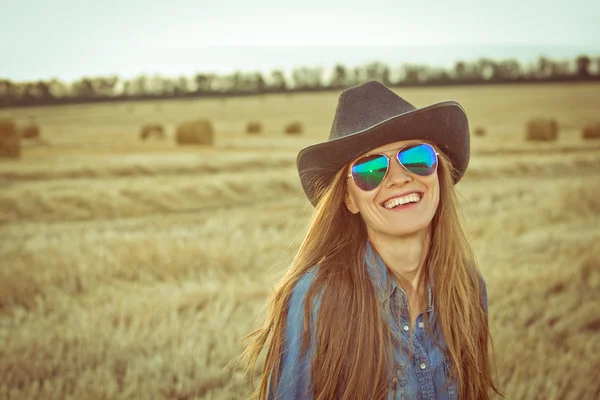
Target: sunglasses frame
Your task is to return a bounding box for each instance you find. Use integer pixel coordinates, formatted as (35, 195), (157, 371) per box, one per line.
(346, 143), (439, 191)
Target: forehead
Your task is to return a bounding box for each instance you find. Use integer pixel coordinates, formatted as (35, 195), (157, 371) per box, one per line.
(368, 139), (425, 154)
(349, 139), (426, 164)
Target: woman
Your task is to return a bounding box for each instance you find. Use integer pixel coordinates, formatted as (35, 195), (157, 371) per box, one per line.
(241, 81), (503, 399)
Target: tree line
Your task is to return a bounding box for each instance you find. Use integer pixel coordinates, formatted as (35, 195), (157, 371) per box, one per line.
(0, 55), (598, 108)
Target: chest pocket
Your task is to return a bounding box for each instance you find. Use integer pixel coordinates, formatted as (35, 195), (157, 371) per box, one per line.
(389, 368), (408, 400)
(443, 356), (458, 400)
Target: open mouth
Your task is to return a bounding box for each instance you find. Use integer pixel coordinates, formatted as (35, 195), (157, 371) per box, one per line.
(380, 192), (423, 210)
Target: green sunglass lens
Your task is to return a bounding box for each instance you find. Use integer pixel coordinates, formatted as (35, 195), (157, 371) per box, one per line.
(398, 144), (437, 176)
(351, 155), (388, 191)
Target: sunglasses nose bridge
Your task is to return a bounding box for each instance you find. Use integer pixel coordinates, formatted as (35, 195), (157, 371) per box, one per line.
(384, 153), (413, 184)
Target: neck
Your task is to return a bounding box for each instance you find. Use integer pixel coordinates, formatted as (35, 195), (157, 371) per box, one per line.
(368, 226), (431, 297)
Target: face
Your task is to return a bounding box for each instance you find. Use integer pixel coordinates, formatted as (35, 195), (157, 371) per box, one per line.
(344, 139), (440, 239)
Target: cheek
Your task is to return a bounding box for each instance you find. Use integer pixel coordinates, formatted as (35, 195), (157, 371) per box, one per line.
(350, 186), (378, 211)
(428, 179), (440, 208)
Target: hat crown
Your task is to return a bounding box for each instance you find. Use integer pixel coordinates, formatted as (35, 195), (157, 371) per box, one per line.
(329, 81), (417, 140)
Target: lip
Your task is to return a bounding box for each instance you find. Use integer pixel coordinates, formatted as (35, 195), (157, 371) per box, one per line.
(379, 191), (424, 207)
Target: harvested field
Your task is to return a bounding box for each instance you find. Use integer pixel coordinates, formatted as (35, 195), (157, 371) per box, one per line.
(0, 83), (599, 400)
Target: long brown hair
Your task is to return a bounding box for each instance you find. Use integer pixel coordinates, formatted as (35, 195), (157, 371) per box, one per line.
(239, 141), (504, 399)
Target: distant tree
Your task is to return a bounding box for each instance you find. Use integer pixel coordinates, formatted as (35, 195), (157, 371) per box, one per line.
(349, 65), (367, 85)
(132, 75), (148, 96)
(292, 67), (306, 89)
(401, 64), (427, 84)
(269, 70), (287, 91)
(158, 77), (176, 96)
(454, 61), (468, 80)
(173, 76), (189, 95)
(381, 65), (391, 86)
(330, 64), (348, 89)
(255, 72), (266, 93)
(501, 59), (521, 80)
(537, 56), (552, 78)
(0, 80), (16, 105)
(147, 75), (164, 95)
(489, 59), (520, 81)
(475, 58), (495, 81)
(230, 71), (243, 93)
(92, 76), (118, 98)
(549, 60), (571, 78)
(364, 62), (380, 82)
(576, 55), (591, 78)
(292, 67), (323, 90)
(211, 75), (230, 94)
(427, 68), (451, 84)
(362, 62), (392, 85)
(35, 81), (54, 102)
(121, 81), (133, 97)
(71, 78), (96, 99)
(192, 74), (213, 95)
(307, 67), (324, 89)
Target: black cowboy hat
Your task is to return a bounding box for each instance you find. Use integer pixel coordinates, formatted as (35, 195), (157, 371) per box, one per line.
(296, 80), (470, 206)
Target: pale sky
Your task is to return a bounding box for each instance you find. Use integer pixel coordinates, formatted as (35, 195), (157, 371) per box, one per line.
(1, 0), (599, 81)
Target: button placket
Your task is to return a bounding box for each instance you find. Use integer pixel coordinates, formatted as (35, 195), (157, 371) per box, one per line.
(391, 367), (408, 399)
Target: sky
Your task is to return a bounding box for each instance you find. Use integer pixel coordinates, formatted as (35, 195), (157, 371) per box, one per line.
(1, 0), (599, 82)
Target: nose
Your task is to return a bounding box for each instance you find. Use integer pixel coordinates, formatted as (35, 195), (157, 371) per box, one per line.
(385, 156), (412, 187)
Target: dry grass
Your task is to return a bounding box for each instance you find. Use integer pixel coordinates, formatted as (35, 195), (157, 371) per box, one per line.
(0, 83), (599, 399)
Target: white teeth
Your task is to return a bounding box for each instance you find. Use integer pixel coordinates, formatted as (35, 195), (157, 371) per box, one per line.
(384, 193), (421, 209)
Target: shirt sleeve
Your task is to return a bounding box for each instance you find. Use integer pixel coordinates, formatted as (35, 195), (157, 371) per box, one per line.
(268, 269), (321, 400)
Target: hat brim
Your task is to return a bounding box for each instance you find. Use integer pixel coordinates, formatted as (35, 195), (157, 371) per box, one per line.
(297, 100), (470, 206)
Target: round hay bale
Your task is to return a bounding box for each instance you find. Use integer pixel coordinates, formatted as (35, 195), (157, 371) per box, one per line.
(474, 127), (486, 137)
(246, 121), (262, 134)
(285, 121), (303, 135)
(526, 118), (558, 141)
(582, 122), (600, 140)
(140, 123), (165, 140)
(176, 120), (214, 145)
(19, 123), (41, 139)
(0, 118), (21, 158)
(0, 119), (16, 138)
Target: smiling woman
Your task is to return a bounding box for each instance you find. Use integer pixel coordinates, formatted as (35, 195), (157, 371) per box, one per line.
(239, 81), (504, 400)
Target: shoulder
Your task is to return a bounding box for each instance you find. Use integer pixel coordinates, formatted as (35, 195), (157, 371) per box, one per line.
(288, 265), (320, 313)
(295, 265), (319, 293)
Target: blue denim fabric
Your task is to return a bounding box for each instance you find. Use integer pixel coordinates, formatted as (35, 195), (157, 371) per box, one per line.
(268, 240), (488, 400)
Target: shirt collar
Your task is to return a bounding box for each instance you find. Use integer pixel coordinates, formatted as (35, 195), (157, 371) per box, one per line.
(364, 239), (434, 312)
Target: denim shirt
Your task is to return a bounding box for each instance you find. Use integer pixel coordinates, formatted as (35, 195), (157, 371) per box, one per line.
(268, 240), (488, 400)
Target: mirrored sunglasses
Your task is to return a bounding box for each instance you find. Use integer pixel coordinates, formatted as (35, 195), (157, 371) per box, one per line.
(346, 143), (439, 191)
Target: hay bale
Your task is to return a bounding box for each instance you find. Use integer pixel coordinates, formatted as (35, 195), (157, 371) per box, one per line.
(582, 122), (600, 140)
(474, 127), (486, 137)
(0, 119), (16, 138)
(140, 123), (165, 140)
(176, 120), (214, 145)
(0, 119), (21, 158)
(285, 121), (303, 135)
(19, 123), (41, 139)
(246, 121), (262, 134)
(526, 118), (558, 141)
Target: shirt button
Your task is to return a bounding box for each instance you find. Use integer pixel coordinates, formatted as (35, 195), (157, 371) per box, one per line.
(402, 325), (409, 331)
(419, 362), (427, 370)
(392, 377), (398, 384)
(418, 321), (425, 328)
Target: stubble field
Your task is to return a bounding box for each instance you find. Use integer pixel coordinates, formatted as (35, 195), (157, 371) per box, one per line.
(0, 83), (599, 400)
